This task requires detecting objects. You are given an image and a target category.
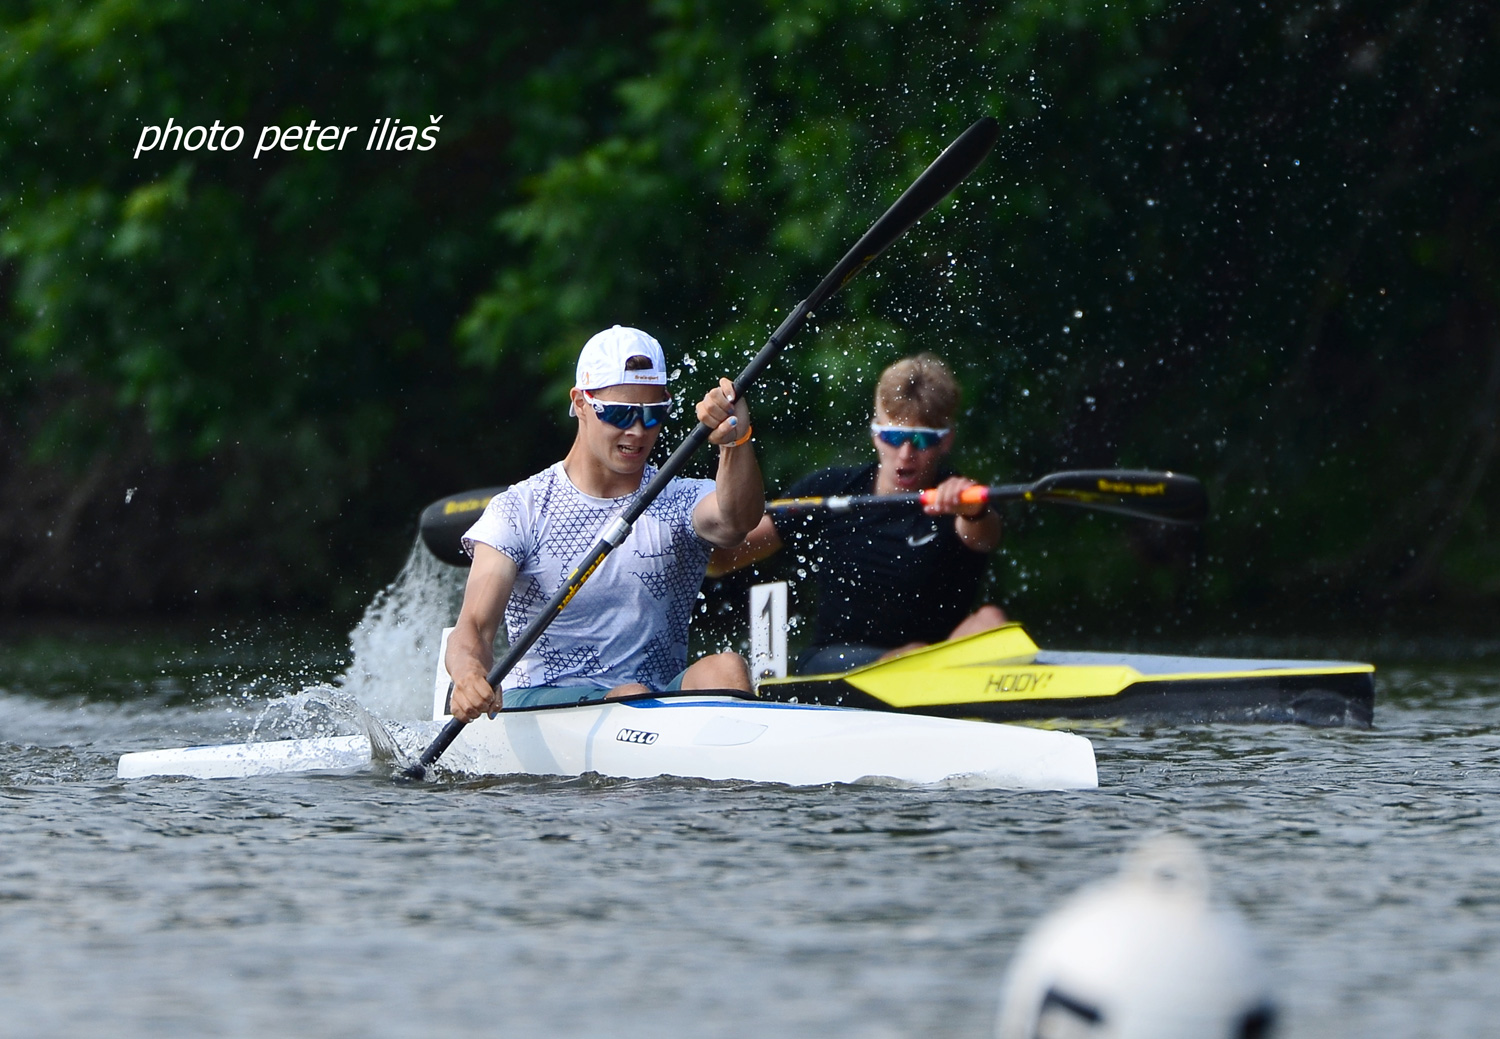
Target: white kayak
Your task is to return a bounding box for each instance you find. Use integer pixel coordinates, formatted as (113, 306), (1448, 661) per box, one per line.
(116, 693), (1097, 790)
(426, 692), (1096, 789)
(117, 628), (1098, 790)
(118, 734), (374, 780)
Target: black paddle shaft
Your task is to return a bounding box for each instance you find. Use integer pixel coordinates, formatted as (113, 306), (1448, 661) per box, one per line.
(767, 470), (1208, 525)
(403, 117), (1000, 780)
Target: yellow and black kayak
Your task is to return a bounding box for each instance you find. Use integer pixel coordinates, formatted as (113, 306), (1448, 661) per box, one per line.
(754, 624), (1374, 728)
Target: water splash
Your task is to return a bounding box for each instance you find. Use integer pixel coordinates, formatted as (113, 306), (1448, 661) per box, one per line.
(335, 537), (467, 721)
(244, 683), (406, 762)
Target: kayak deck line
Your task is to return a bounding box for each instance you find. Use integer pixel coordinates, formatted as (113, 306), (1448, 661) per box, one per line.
(756, 624), (1376, 728)
(1031, 649), (1376, 678)
(622, 694), (842, 711)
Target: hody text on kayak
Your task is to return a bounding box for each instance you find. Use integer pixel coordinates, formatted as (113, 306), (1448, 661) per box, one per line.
(983, 670), (1054, 697)
(133, 116), (443, 159)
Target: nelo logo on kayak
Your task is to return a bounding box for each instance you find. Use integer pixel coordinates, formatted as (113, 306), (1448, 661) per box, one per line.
(616, 728), (659, 745)
(984, 671), (1053, 697)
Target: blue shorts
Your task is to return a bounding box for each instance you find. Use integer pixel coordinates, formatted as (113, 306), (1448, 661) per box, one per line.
(501, 668), (687, 710)
(795, 643), (886, 676)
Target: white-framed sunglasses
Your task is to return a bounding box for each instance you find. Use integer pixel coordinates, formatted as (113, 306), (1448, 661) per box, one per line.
(870, 422), (949, 450)
(580, 389), (674, 430)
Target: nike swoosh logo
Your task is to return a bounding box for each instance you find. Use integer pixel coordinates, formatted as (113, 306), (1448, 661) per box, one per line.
(906, 530), (938, 547)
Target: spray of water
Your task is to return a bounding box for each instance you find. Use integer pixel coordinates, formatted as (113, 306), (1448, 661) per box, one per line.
(335, 536), (468, 721)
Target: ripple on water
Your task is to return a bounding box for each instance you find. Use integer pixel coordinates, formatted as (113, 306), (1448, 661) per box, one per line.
(2, 623), (1500, 1036)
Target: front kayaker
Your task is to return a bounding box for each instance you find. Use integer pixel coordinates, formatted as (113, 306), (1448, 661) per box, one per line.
(446, 325), (765, 722)
(711, 352), (1004, 674)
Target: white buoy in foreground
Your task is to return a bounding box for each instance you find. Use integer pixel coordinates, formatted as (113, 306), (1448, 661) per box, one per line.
(995, 834), (1277, 1039)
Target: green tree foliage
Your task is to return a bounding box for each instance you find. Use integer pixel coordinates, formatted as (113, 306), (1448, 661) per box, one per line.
(2, 0), (1496, 632)
(465, 0), (1500, 633)
(0, 0), (656, 610)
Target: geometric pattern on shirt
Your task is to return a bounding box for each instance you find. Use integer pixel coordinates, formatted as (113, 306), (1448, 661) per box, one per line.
(646, 481), (698, 529)
(637, 632), (684, 688)
(490, 491), (540, 570)
(542, 495), (617, 574)
(479, 463), (714, 690)
(636, 530), (708, 618)
(505, 575), (549, 636)
(536, 638), (604, 686)
(630, 567), (671, 600)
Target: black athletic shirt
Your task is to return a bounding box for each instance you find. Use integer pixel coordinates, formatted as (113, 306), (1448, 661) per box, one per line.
(770, 463), (990, 650)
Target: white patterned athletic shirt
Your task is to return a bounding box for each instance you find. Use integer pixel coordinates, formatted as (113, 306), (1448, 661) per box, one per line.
(461, 462), (717, 692)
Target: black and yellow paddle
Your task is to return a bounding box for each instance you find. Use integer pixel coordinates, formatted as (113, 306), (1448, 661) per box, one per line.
(767, 469), (1208, 525)
(401, 116), (1001, 779)
(417, 487), (507, 567)
(417, 469), (1206, 570)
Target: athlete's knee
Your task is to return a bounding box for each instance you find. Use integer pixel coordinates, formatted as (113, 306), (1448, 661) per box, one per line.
(972, 603), (1007, 627)
(682, 651), (752, 691)
(949, 604), (1006, 640)
(877, 641), (928, 661)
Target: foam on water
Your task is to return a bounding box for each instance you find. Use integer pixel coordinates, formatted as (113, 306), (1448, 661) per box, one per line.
(244, 684), (399, 756)
(77, 537), (476, 767)
(335, 537), (468, 721)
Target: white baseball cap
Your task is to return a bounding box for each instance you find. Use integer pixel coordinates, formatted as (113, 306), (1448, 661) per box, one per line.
(575, 325), (668, 391)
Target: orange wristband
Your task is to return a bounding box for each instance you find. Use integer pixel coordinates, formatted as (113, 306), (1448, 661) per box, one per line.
(725, 423), (753, 448)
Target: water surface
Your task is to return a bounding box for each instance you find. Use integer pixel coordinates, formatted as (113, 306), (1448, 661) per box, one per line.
(2, 560), (1497, 1037)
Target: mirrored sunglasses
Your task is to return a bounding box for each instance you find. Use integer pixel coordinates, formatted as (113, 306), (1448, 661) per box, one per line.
(582, 389), (672, 430)
(870, 423), (949, 450)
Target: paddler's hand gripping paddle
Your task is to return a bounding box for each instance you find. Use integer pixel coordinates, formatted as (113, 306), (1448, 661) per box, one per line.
(401, 116), (1001, 780)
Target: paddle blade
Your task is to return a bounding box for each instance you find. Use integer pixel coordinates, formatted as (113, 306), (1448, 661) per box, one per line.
(418, 486), (506, 567)
(1025, 470), (1208, 525)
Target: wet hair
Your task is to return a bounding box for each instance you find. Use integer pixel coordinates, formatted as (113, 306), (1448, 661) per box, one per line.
(874, 353), (960, 427)
(624, 354), (654, 371)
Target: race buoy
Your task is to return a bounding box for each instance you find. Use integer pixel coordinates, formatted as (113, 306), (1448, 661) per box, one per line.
(995, 834), (1277, 1039)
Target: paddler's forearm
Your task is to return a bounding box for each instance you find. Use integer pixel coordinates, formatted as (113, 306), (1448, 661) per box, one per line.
(956, 509), (1002, 553)
(445, 618), (499, 721)
(446, 544), (516, 720)
(707, 513), (783, 577)
(712, 438), (765, 542)
(445, 619), (494, 685)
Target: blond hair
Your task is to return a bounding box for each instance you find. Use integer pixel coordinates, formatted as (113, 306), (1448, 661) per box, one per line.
(874, 353), (961, 427)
